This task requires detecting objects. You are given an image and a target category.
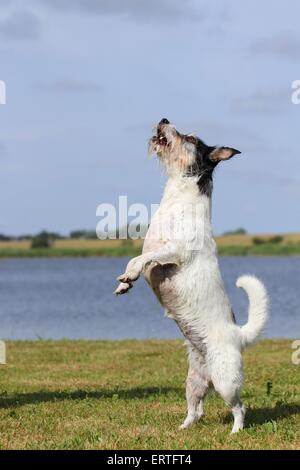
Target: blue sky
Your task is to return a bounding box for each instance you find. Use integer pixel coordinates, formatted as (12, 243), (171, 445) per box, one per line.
(0, 0), (299, 236)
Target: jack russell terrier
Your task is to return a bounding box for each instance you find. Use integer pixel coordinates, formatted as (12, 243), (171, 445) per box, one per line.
(114, 118), (269, 434)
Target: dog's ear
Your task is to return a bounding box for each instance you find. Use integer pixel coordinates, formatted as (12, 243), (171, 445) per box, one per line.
(209, 147), (241, 162)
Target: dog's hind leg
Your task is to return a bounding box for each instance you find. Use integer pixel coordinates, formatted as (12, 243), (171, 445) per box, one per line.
(212, 363), (245, 434)
(231, 399), (245, 434)
(180, 343), (210, 429)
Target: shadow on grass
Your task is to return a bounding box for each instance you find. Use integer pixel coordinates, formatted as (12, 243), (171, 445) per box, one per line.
(0, 387), (183, 409)
(246, 402), (300, 427)
(223, 402), (300, 428)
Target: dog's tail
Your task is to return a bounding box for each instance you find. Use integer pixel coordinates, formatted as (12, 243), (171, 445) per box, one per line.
(236, 275), (269, 348)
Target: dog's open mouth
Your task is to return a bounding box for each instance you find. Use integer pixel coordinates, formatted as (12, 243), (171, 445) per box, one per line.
(152, 130), (168, 147)
(150, 119), (171, 148)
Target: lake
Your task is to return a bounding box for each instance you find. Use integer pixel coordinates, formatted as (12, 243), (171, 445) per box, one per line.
(0, 257), (299, 340)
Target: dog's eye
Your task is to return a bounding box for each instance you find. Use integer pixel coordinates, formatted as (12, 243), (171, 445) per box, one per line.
(185, 136), (196, 144)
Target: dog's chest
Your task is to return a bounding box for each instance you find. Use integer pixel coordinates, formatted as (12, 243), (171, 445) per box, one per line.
(142, 177), (215, 310)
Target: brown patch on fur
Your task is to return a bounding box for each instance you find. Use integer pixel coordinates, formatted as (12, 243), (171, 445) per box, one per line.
(145, 263), (179, 307)
(171, 134), (195, 173)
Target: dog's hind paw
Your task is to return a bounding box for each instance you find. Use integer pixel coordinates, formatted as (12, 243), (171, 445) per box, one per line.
(230, 425), (243, 434)
(179, 412), (204, 430)
(179, 418), (194, 430)
(114, 282), (133, 295)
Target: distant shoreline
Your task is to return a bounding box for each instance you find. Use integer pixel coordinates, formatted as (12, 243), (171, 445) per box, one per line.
(1, 242), (300, 258)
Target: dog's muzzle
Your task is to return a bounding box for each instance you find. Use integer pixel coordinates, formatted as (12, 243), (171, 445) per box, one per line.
(150, 118), (171, 148)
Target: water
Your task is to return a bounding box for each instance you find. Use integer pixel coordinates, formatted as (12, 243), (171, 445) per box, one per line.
(0, 257), (299, 340)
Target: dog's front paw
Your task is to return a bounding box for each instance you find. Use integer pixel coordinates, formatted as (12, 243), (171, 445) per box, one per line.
(114, 282), (133, 295)
(117, 270), (140, 283)
(116, 257), (144, 285)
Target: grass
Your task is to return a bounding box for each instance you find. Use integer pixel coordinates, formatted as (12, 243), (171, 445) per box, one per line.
(1, 236), (300, 257)
(0, 339), (299, 450)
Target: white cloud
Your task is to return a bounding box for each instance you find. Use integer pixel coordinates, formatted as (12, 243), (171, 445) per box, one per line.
(32, 0), (200, 23)
(231, 90), (289, 114)
(37, 79), (102, 94)
(249, 33), (300, 59)
(0, 10), (40, 41)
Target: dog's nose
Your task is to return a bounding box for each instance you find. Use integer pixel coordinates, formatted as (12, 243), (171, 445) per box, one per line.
(159, 118), (170, 125)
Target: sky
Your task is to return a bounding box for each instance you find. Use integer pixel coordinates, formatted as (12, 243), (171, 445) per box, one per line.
(0, 0), (300, 236)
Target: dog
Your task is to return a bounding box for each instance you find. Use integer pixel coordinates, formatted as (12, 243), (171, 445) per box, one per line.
(114, 118), (269, 434)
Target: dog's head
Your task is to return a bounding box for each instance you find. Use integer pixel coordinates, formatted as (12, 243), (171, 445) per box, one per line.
(149, 118), (241, 195)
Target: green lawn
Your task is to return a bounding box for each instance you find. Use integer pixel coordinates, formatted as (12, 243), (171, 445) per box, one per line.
(0, 340), (299, 450)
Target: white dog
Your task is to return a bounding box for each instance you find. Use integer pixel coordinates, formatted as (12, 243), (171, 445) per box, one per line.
(115, 119), (269, 434)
